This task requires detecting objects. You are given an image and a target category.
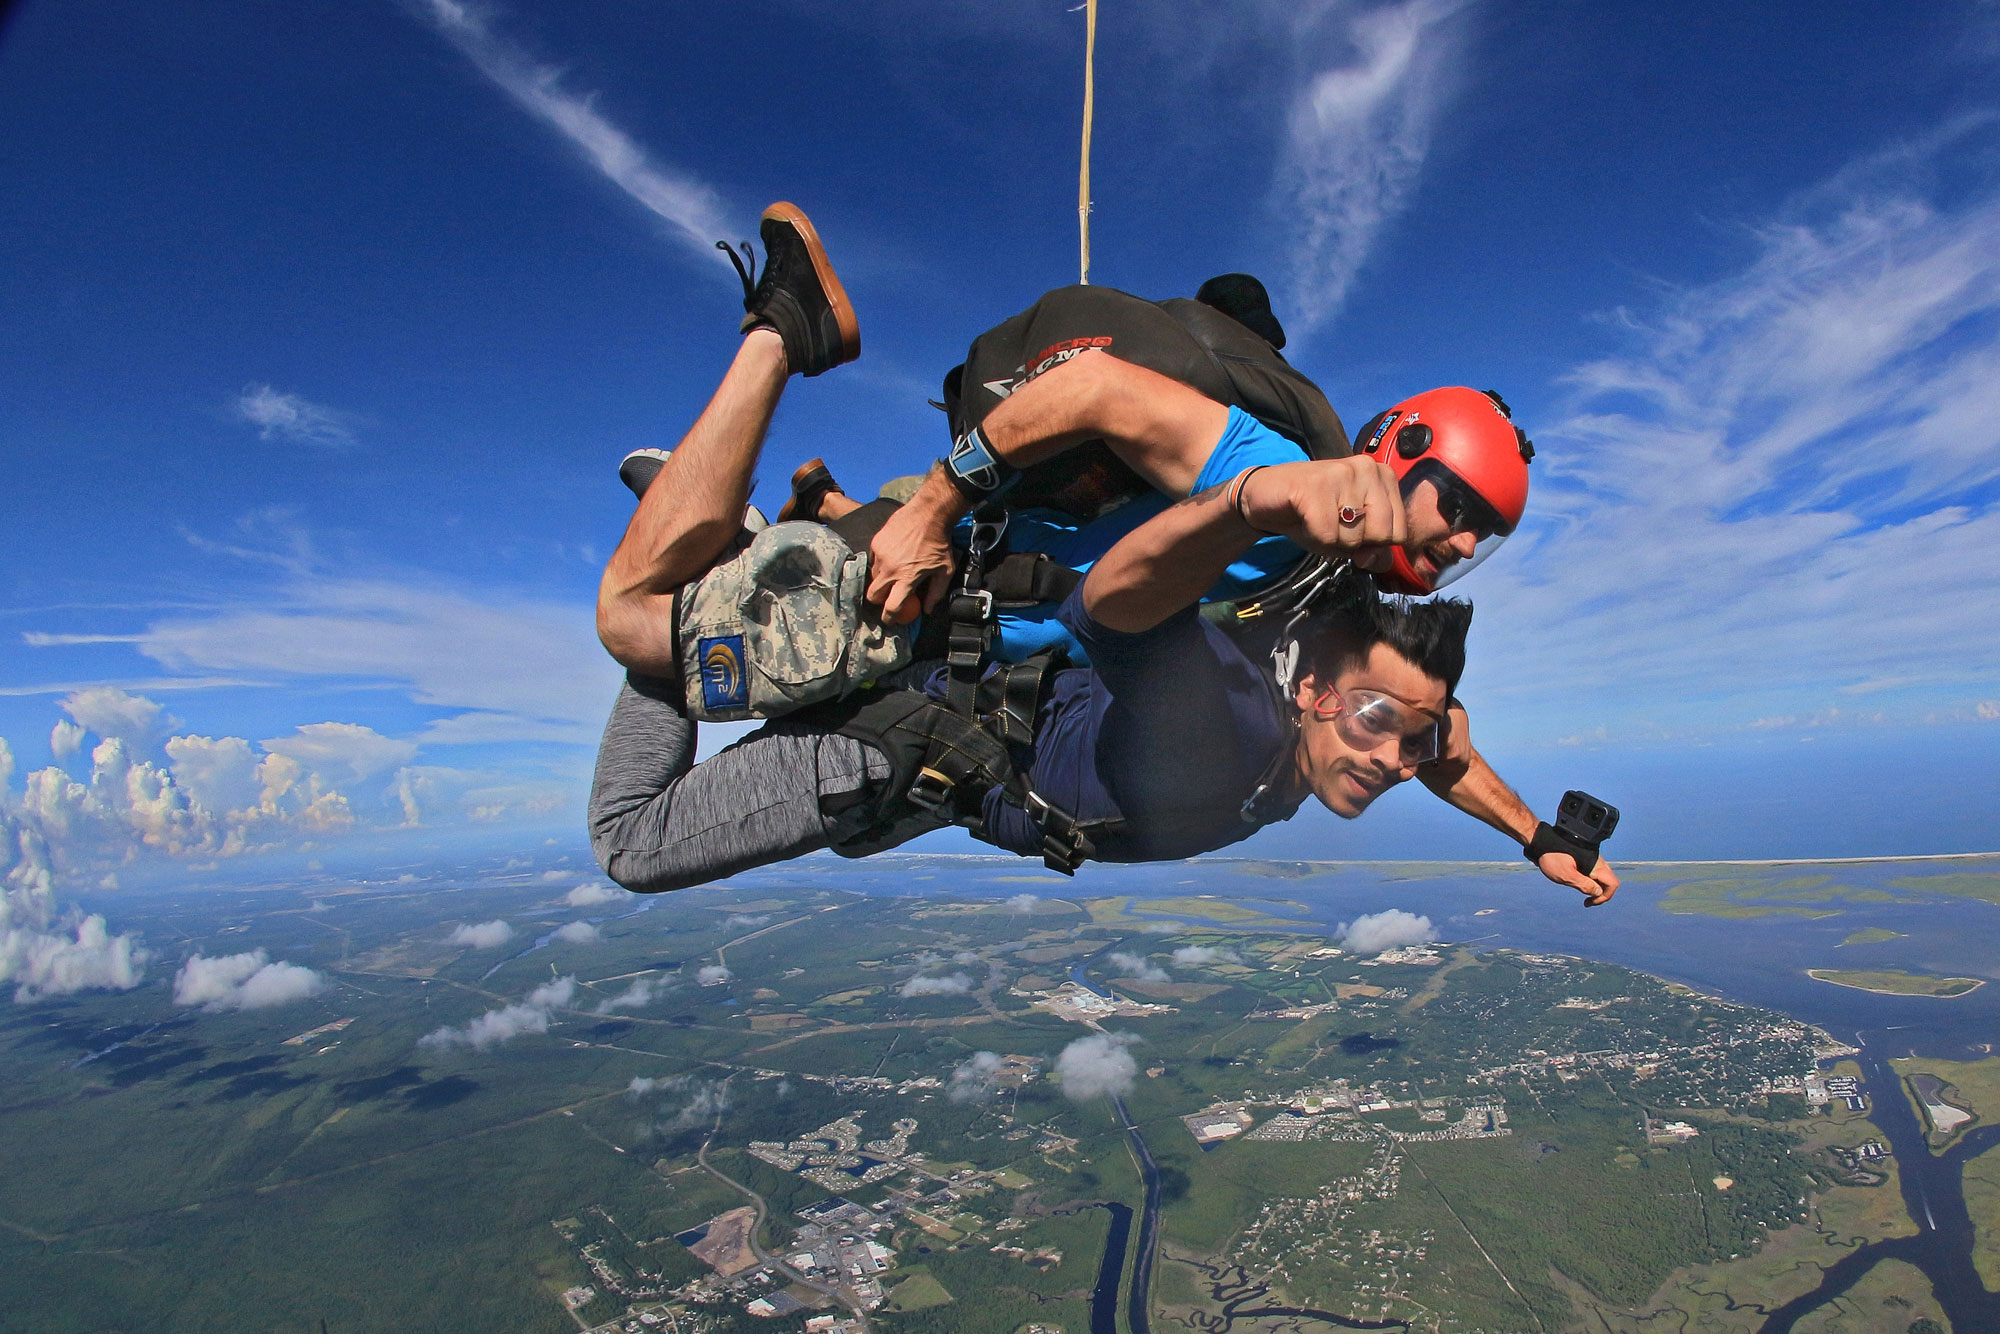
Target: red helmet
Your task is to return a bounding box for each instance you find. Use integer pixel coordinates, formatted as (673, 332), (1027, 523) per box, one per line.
(1353, 386), (1534, 594)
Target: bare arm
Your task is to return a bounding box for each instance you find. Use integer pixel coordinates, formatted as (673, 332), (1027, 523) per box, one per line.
(866, 351), (1234, 622)
(1082, 455), (1408, 632)
(1419, 702), (1620, 906)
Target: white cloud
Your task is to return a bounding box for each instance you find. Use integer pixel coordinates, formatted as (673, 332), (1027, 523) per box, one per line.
(1106, 951), (1170, 983)
(173, 949), (324, 1010)
(1976, 701), (2000, 722)
(1171, 945), (1240, 966)
(1279, 0), (1468, 330)
(1005, 893), (1041, 913)
(696, 964), (731, 986)
(948, 1051), (1005, 1104)
(419, 975), (576, 1050)
(1474, 128), (2000, 741)
(49, 720), (85, 760)
(722, 913), (769, 928)
(261, 722), (416, 788)
(1055, 1032), (1140, 1101)
(899, 972), (974, 998)
(662, 1079), (732, 1130)
(1339, 909), (1437, 955)
(60, 686), (164, 745)
(449, 919), (514, 948)
(553, 920), (601, 945)
(235, 385), (356, 447)
(414, 0), (731, 262)
(594, 976), (660, 1013)
(566, 883), (621, 907)
(164, 735), (263, 816)
(128, 575), (619, 747)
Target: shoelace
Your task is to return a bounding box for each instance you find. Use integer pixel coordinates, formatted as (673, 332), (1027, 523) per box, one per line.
(716, 239), (757, 300)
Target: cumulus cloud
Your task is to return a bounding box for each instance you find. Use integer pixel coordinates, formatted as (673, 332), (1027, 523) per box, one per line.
(1106, 951), (1170, 983)
(1005, 893), (1042, 913)
(49, 720), (85, 760)
(449, 919), (514, 949)
(164, 735), (263, 816)
(419, 976), (576, 1051)
(1055, 1032), (1141, 1101)
(1279, 0), (1468, 330)
(696, 964), (731, 986)
(553, 921), (601, 945)
(949, 1051), (1006, 1104)
(566, 883), (620, 907)
(173, 949), (324, 1010)
(412, 0), (730, 261)
(1339, 909), (1437, 955)
(722, 913), (770, 928)
(260, 722), (416, 788)
(60, 687), (165, 746)
(1, 800), (151, 1004)
(594, 976), (660, 1013)
(1171, 945), (1241, 966)
(236, 385), (357, 446)
(899, 972), (975, 998)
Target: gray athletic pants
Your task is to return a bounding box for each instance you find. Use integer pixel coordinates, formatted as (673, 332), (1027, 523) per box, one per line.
(587, 673), (899, 893)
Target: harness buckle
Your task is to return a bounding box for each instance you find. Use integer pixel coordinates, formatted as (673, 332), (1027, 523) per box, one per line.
(968, 509), (1009, 558)
(907, 766), (955, 811)
(952, 588), (995, 625)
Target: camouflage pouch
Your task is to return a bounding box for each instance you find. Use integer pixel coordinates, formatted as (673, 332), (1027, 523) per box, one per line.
(674, 521), (912, 723)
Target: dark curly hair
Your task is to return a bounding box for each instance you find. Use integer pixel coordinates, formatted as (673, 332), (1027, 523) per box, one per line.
(1302, 592), (1473, 698)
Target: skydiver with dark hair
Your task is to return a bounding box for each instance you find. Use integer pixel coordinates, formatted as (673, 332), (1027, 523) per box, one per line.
(590, 204), (1618, 901)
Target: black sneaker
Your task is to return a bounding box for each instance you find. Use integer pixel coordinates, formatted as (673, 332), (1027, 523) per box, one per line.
(719, 202), (860, 377)
(618, 448), (673, 499)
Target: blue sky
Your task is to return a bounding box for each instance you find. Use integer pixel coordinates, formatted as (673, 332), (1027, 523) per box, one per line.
(4, 0), (1999, 955)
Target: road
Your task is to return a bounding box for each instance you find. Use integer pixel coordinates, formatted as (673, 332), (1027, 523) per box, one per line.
(695, 1096), (872, 1333)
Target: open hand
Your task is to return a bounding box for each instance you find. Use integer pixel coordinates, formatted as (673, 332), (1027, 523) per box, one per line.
(1537, 852), (1620, 907)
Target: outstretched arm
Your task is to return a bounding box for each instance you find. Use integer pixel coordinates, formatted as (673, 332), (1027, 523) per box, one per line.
(867, 351), (1235, 622)
(1419, 702), (1619, 906)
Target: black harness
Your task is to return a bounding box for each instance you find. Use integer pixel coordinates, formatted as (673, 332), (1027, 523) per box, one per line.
(813, 513), (1108, 875)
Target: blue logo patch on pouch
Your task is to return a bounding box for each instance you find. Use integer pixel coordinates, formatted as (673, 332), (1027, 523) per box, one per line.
(698, 634), (749, 711)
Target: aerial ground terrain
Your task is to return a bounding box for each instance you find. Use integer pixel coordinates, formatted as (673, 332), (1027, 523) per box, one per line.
(2, 854), (1994, 1333)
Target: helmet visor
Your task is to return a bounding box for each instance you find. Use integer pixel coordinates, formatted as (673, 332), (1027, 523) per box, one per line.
(1398, 459), (1513, 591)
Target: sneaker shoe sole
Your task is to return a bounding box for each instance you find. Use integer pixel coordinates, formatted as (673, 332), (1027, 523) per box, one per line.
(763, 201), (860, 368)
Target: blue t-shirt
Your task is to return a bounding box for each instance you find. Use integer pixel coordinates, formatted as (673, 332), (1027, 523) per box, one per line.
(926, 585), (1306, 863)
(962, 407), (1309, 663)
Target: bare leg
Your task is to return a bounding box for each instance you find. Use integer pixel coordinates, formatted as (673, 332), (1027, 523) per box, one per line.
(597, 330), (788, 673)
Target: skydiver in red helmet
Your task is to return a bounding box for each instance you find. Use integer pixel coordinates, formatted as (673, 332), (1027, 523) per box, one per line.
(596, 209), (1617, 903)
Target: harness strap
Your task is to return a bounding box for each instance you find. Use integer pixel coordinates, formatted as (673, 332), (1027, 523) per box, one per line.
(984, 552), (1085, 608)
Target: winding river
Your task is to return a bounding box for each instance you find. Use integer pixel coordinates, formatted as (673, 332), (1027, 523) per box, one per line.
(1759, 1035), (2000, 1332)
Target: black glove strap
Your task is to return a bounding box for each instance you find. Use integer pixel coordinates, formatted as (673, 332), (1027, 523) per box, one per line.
(1524, 821), (1600, 875)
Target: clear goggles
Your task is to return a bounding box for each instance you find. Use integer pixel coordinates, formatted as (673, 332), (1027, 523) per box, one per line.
(1400, 459), (1513, 591)
(1318, 687), (1441, 767)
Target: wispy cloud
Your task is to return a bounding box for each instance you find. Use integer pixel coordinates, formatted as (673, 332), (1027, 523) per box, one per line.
(1475, 121), (2000, 742)
(81, 554), (621, 746)
(414, 0), (730, 260)
(236, 385), (357, 447)
(1278, 0), (1469, 331)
